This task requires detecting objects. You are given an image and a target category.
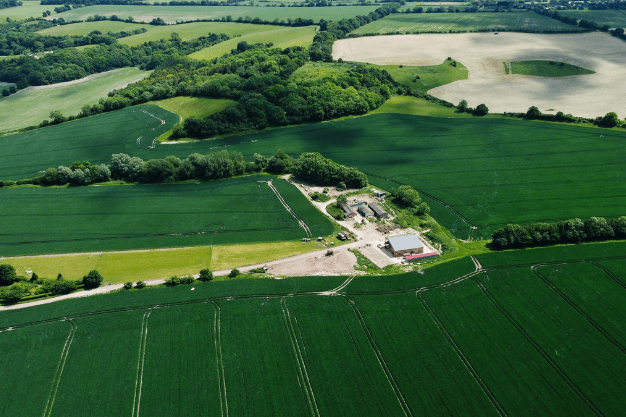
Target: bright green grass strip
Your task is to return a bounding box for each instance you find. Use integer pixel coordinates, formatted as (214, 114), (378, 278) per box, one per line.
(0, 68), (151, 134)
(0, 1), (55, 23)
(53, 5), (379, 24)
(0, 176), (312, 256)
(219, 298), (311, 416)
(482, 267), (626, 415)
(150, 96), (237, 122)
(421, 279), (593, 415)
(36, 20), (140, 36)
(140, 304), (222, 416)
(379, 59), (468, 92)
(50, 310), (144, 416)
(352, 293), (499, 416)
(510, 60), (595, 77)
(372, 95), (472, 117)
(351, 11), (587, 34)
(189, 25), (316, 60)
(0, 321), (73, 417)
(289, 61), (352, 83)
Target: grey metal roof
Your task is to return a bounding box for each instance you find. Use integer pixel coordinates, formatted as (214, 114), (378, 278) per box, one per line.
(358, 206), (375, 217)
(369, 202), (387, 216)
(341, 203), (355, 214)
(387, 235), (424, 251)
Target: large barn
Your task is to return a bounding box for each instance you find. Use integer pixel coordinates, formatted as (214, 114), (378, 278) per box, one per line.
(385, 235), (424, 257)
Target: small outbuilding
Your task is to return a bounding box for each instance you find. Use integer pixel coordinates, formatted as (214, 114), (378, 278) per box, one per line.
(341, 203), (357, 219)
(358, 205), (375, 218)
(373, 190), (386, 197)
(369, 202), (388, 219)
(386, 235), (424, 257)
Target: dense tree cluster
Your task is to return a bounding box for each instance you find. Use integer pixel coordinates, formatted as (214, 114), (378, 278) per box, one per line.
(492, 216), (626, 249)
(0, 0), (21, 9)
(41, 0), (146, 5)
(0, 33), (228, 88)
(507, 106), (624, 128)
(390, 185), (430, 215)
(291, 152), (368, 188)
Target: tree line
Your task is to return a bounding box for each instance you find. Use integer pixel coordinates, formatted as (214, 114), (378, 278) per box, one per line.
(0, 0), (20, 9)
(1, 149), (368, 189)
(502, 106), (624, 129)
(491, 216), (626, 249)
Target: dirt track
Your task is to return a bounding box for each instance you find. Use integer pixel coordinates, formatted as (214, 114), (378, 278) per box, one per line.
(333, 32), (626, 118)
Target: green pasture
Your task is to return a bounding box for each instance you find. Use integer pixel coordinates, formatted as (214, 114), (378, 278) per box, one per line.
(150, 96), (236, 122)
(189, 25), (316, 60)
(379, 59), (468, 92)
(373, 95), (472, 117)
(510, 60), (595, 77)
(0, 68), (151, 134)
(54, 5), (378, 24)
(0, 1), (56, 23)
(2, 240), (322, 283)
(559, 9), (626, 28)
(36, 20), (140, 36)
(351, 11), (588, 34)
(0, 175), (333, 256)
(3, 243), (626, 415)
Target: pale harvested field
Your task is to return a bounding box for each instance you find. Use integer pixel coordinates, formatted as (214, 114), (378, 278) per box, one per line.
(333, 32), (626, 118)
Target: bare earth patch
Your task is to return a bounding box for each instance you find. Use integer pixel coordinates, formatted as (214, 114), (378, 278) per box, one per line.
(333, 32), (626, 118)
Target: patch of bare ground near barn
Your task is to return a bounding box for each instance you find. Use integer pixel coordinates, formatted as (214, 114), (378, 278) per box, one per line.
(334, 32), (626, 118)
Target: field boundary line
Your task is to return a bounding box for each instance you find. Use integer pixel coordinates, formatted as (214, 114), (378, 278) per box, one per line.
(473, 273), (604, 417)
(42, 318), (77, 417)
(344, 296), (413, 417)
(531, 265), (626, 355)
(209, 301), (228, 417)
(416, 292), (507, 417)
(267, 180), (312, 237)
(132, 309), (153, 417)
(280, 297), (319, 417)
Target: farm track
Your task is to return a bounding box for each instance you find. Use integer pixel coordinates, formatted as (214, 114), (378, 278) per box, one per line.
(473, 272), (604, 416)
(209, 302), (229, 417)
(343, 297), (413, 417)
(42, 318), (77, 417)
(280, 297), (319, 417)
(531, 265), (626, 355)
(267, 180), (312, 237)
(132, 310), (153, 417)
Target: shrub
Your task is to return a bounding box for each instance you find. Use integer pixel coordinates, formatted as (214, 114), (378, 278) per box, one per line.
(165, 276), (181, 286)
(30, 272), (39, 283)
(51, 279), (77, 295)
(228, 268), (241, 278)
(123, 282), (133, 290)
(135, 281), (146, 289)
(198, 269), (213, 282)
(0, 283), (29, 302)
(180, 275), (194, 285)
(473, 103), (489, 116)
(82, 269), (103, 288)
(0, 264), (18, 286)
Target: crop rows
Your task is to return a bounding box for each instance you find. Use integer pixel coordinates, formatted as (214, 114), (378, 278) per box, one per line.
(0, 175), (326, 256)
(352, 12), (587, 35)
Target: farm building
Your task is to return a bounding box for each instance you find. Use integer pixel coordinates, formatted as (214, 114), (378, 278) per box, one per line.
(358, 205), (375, 217)
(369, 202), (388, 219)
(341, 203), (357, 219)
(386, 235), (424, 257)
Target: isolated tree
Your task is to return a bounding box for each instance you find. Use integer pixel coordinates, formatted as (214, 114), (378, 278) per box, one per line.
(526, 106), (541, 119)
(123, 282), (133, 290)
(30, 272), (39, 283)
(474, 103), (489, 116)
(198, 269), (213, 282)
(336, 194), (348, 207)
(229, 268), (241, 278)
(0, 264), (18, 286)
(135, 281), (146, 289)
(82, 270), (103, 288)
(49, 110), (67, 124)
(457, 99), (468, 112)
(392, 185), (421, 208)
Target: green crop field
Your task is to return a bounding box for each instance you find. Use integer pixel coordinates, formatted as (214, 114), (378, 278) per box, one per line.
(379, 59), (469, 91)
(0, 68), (151, 134)
(54, 5), (379, 24)
(36, 20), (140, 36)
(150, 96), (236, 122)
(189, 25), (316, 60)
(0, 175), (333, 256)
(510, 60), (595, 77)
(559, 9), (626, 28)
(3, 243), (626, 415)
(372, 95), (473, 117)
(5, 110), (626, 239)
(351, 11), (588, 34)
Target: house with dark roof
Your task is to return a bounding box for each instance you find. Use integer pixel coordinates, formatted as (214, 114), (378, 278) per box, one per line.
(369, 202), (388, 219)
(358, 205), (375, 218)
(341, 203), (357, 219)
